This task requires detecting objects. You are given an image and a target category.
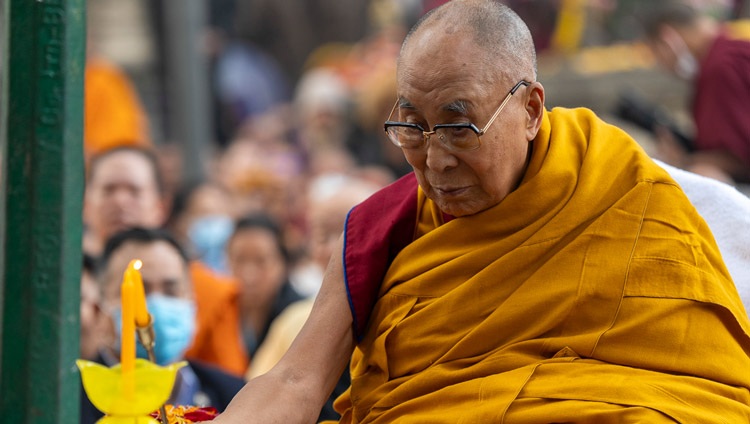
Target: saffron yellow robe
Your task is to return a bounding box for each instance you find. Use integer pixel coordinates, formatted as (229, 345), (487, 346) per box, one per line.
(337, 107), (750, 423)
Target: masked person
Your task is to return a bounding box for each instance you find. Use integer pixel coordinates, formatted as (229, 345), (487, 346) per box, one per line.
(168, 181), (236, 275)
(80, 227), (245, 424)
(215, 1), (750, 422)
(644, 1), (750, 183)
(83, 146), (248, 376)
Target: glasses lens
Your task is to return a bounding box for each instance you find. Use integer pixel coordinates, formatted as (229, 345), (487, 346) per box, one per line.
(387, 126), (424, 149)
(435, 126), (480, 151)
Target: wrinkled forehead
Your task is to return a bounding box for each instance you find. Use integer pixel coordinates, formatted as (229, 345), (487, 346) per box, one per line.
(400, 24), (479, 66)
(89, 151), (159, 187)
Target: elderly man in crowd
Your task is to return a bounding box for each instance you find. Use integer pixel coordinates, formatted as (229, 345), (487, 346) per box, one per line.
(82, 146), (248, 376)
(215, 1), (750, 422)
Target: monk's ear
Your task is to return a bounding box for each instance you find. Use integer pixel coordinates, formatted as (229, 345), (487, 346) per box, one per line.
(524, 81), (545, 141)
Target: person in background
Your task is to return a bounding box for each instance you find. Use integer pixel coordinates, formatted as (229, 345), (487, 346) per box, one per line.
(80, 253), (107, 361)
(293, 68), (353, 153)
(213, 41), (291, 144)
(226, 213), (304, 358)
(212, 123), (309, 258)
(247, 175), (380, 421)
(183, 259), (247, 377)
(80, 228), (245, 423)
(82, 146), (247, 376)
(83, 147), (167, 257)
(215, 1), (750, 422)
(644, 1), (750, 183)
(168, 181), (237, 275)
(289, 174), (383, 298)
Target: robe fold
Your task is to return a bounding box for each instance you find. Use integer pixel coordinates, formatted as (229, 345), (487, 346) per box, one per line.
(339, 107), (750, 423)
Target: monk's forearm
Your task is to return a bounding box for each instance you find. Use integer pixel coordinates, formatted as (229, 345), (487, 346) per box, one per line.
(213, 368), (324, 424)
(212, 236), (354, 423)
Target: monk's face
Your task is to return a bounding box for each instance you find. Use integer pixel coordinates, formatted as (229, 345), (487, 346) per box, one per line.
(396, 27), (535, 217)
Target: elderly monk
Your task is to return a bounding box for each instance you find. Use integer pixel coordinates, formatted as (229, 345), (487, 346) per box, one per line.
(215, 1), (750, 422)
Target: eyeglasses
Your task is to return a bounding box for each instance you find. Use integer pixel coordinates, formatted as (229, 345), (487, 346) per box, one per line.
(383, 80), (531, 152)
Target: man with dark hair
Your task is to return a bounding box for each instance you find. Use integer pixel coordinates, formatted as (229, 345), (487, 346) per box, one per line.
(81, 227), (245, 423)
(216, 1), (750, 422)
(83, 146), (167, 256)
(82, 146), (248, 376)
(644, 1), (750, 183)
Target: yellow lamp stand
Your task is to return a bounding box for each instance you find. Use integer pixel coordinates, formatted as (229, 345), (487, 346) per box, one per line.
(77, 358), (187, 424)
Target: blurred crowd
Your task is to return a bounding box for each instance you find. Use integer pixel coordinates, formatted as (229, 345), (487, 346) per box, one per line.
(71, 0), (750, 421)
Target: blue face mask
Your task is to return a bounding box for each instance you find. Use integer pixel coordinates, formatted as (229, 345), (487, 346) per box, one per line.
(187, 214), (234, 274)
(112, 294), (197, 365)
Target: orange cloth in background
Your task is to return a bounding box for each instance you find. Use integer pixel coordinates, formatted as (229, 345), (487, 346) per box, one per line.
(185, 261), (249, 377)
(84, 58), (151, 158)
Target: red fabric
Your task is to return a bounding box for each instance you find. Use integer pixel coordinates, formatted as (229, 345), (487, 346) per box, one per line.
(151, 405), (218, 422)
(183, 407), (219, 421)
(343, 173), (419, 340)
(693, 33), (750, 166)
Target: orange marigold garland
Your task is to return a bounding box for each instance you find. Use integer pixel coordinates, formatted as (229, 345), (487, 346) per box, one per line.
(150, 405), (218, 423)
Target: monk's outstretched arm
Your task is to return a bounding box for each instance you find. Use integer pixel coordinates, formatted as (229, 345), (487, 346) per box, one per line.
(213, 236), (355, 423)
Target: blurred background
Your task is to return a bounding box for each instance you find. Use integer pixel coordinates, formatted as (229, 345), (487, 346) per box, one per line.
(72, 0), (750, 284)
(2, 0), (747, 199)
(74, 0), (748, 182)
(2, 0), (748, 321)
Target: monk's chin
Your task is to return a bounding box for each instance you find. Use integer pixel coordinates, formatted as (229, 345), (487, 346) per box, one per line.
(436, 200), (482, 218)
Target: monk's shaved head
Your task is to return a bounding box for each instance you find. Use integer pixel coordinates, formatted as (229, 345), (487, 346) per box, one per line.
(400, 0), (537, 82)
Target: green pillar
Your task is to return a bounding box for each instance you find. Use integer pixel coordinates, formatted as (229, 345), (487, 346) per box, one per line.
(0, 0), (85, 422)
